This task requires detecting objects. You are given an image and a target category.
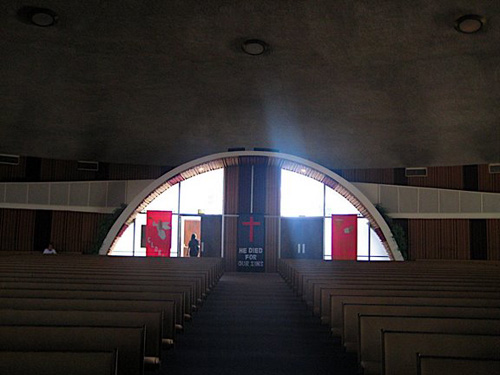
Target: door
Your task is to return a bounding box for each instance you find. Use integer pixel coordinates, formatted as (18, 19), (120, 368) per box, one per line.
(201, 215), (222, 257)
(280, 217), (324, 259)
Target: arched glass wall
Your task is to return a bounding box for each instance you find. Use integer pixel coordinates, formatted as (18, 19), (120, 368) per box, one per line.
(112, 169), (224, 256)
(281, 169), (389, 261)
(112, 167), (389, 260)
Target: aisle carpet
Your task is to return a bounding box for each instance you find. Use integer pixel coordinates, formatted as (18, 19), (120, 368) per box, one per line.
(162, 272), (357, 375)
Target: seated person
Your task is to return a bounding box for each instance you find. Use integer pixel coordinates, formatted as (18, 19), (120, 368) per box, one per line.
(43, 243), (57, 255)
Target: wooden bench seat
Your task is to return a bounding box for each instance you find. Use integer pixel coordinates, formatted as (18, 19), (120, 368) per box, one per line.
(359, 316), (500, 375)
(314, 280), (499, 317)
(0, 271), (204, 306)
(0, 325), (145, 375)
(417, 355), (500, 375)
(0, 297), (176, 345)
(329, 294), (500, 335)
(382, 331), (500, 375)
(0, 280), (194, 320)
(0, 288), (184, 330)
(0, 309), (163, 367)
(343, 303), (500, 354)
(0, 350), (118, 375)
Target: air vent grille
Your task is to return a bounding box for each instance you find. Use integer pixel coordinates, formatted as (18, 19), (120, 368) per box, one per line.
(77, 161), (99, 171)
(405, 167), (428, 177)
(489, 164), (500, 174)
(0, 154), (20, 165)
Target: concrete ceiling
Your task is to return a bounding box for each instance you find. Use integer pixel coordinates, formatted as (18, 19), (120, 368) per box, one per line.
(1, 1), (499, 169)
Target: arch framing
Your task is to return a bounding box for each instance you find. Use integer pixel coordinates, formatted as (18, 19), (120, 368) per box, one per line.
(100, 151), (403, 260)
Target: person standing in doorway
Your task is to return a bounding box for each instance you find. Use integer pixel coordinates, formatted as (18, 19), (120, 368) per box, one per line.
(188, 233), (200, 257)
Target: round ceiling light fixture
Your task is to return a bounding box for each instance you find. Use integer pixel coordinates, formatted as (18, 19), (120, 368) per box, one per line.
(242, 39), (269, 56)
(455, 14), (484, 34)
(30, 8), (58, 27)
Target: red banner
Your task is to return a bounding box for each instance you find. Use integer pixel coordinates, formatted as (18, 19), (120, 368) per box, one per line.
(146, 211), (172, 257)
(332, 214), (357, 260)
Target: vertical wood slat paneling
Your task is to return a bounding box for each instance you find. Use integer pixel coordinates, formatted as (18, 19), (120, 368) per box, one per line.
(408, 219), (470, 260)
(265, 166), (281, 272)
(51, 211), (108, 254)
(0, 157), (27, 182)
(0, 208), (36, 251)
(478, 164), (500, 193)
(339, 168), (394, 184)
(407, 166), (463, 190)
(486, 219), (500, 260)
(107, 163), (167, 180)
(40, 159), (97, 181)
(224, 166), (239, 271)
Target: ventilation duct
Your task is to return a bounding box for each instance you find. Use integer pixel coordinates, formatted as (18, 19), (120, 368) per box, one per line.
(0, 154), (20, 165)
(77, 161), (99, 171)
(405, 167), (428, 177)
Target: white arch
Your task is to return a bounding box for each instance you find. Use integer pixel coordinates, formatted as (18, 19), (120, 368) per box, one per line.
(100, 151), (403, 260)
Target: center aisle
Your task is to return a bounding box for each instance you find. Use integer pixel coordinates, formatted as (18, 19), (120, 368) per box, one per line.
(162, 272), (357, 375)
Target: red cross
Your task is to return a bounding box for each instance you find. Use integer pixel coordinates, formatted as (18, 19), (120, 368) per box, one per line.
(242, 216), (261, 243)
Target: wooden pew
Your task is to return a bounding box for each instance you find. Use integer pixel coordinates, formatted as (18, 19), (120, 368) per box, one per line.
(316, 280), (499, 319)
(0, 309), (163, 367)
(0, 325), (145, 375)
(417, 355), (500, 375)
(0, 297), (176, 345)
(0, 288), (185, 331)
(0, 350), (118, 375)
(382, 331), (500, 375)
(0, 271), (203, 308)
(0, 280), (194, 320)
(359, 316), (500, 375)
(329, 294), (500, 336)
(343, 303), (500, 353)
(0, 277), (198, 315)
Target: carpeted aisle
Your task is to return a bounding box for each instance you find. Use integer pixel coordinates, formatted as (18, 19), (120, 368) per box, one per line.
(162, 272), (357, 375)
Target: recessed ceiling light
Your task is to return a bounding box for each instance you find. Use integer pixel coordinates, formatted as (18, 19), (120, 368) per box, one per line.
(198, 167), (204, 172)
(455, 14), (484, 34)
(242, 39), (269, 56)
(300, 168), (307, 173)
(30, 8), (58, 27)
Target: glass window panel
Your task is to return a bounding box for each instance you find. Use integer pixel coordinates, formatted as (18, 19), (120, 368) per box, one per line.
(111, 222), (134, 256)
(144, 183), (179, 213)
(325, 187), (360, 216)
(281, 169), (324, 217)
(369, 227), (390, 260)
(179, 169), (224, 215)
(324, 217), (332, 260)
(356, 218), (370, 259)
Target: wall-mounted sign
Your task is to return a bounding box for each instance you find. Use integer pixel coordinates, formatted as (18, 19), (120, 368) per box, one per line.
(146, 210), (172, 257)
(237, 214), (265, 272)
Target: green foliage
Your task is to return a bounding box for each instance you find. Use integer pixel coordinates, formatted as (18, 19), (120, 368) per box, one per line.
(375, 204), (408, 260)
(87, 204), (127, 255)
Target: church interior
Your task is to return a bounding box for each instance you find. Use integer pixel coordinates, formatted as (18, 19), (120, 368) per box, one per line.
(1, 1), (499, 374)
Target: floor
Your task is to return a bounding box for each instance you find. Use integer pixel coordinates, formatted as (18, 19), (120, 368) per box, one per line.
(161, 272), (357, 375)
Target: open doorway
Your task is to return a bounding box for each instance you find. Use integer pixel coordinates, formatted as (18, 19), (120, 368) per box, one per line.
(181, 216), (201, 257)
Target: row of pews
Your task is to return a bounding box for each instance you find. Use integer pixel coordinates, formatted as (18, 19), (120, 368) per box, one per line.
(278, 259), (500, 375)
(0, 254), (224, 375)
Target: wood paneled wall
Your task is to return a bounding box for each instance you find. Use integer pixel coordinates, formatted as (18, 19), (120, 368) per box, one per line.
(0, 208), (36, 251)
(478, 165), (500, 193)
(0, 156), (171, 182)
(224, 166), (239, 271)
(50, 211), (108, 254)
(406, 166), (464, 190)
(0, 157), (28, 181)
(337, 168), (394, 184)
(265, 166), (281, 272)
(486, 219), (500, 261)
(408, 219), (470, 260)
